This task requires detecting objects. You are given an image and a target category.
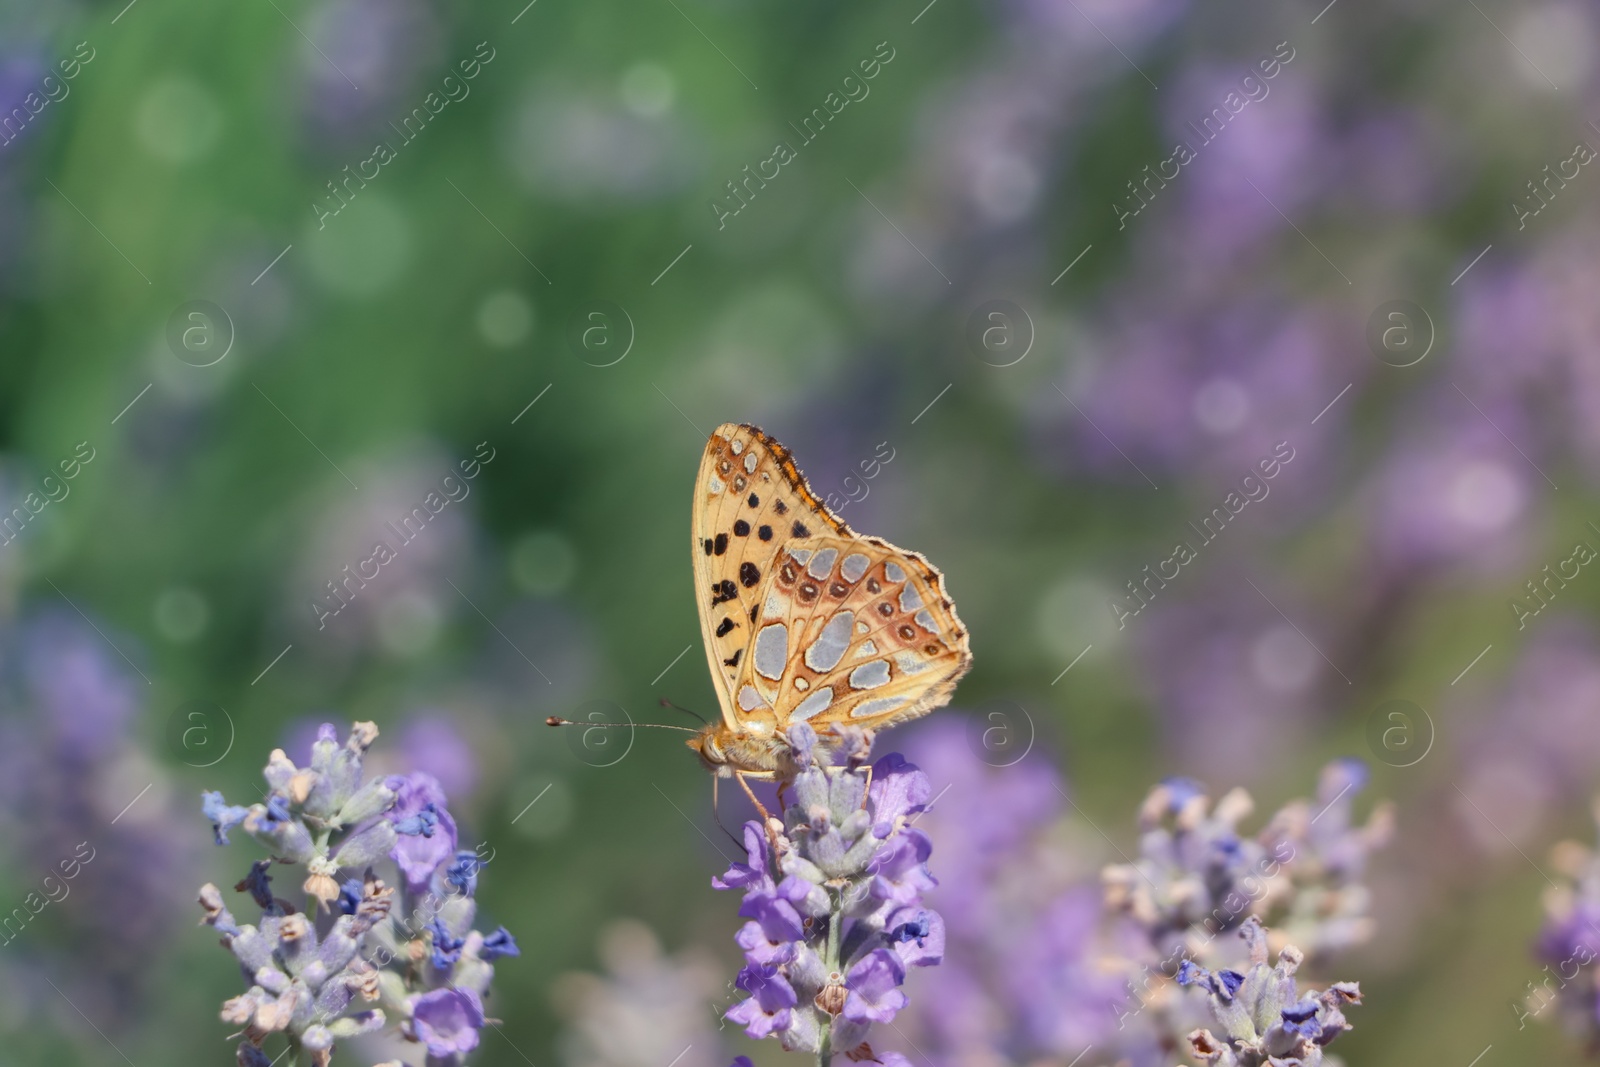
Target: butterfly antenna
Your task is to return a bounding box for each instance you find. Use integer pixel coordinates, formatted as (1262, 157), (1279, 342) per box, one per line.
(545, 717), (697, 734)
(658, 697), (709, 726)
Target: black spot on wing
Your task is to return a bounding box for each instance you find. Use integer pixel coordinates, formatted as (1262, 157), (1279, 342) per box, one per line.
(715, 617), (735, 637)
(758, 525), (773, 541)
(734, 519), (750, 536)
(775, 501), (788, 515)
(792, 521), (810, 537)
(702, 538), (714, 556)
(748, 493), (760, 507)
(714, 533), (728, 555)
(723, 649), (743, 667)
(710, 579), (737, 606)
(739, 562), (761, 588)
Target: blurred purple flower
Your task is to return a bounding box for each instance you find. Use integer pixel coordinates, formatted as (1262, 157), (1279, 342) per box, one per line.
(400, 713), (478, 799)
(0, 611), (192, 1028)
(1052, 302), (1347, 497)
(21, 611), (139, 759)
(1455, 619), (1600, 854)
(1134, 574), (1323, 775)
(1165, 68), (1324, 256)
(298, 0), (441, 146)
(1362, 393), (1536, 578)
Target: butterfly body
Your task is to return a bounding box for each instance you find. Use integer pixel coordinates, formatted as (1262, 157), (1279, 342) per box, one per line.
(689, 423), (972, 781)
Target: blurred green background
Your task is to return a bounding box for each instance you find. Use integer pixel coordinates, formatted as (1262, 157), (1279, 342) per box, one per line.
(2, 0), (1599, 1063)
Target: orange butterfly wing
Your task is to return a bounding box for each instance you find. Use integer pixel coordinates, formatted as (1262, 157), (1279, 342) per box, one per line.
(691, 423), (971, 746)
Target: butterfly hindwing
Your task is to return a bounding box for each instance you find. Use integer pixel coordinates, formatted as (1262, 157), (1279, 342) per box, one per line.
(692, 423), (851, 732)
(734, 534), (971, 734)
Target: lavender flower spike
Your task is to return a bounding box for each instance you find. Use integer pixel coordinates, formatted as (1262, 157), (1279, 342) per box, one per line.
(196, 721), (516, 1066)
(1178, 917), (1361, 1067)
(714, 723), (942, 1066)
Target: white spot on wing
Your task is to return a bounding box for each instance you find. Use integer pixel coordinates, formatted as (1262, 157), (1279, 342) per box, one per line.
(804, 611), (854, 672)
(730, 439), (744, 455)
(764, 593), (783, 619)
(794, 677), (810, 691)
(807, 548), (839, 580)
(884, 562), (906, 583)
(841, 553), (870, 582)
(852, 640), (879, 659)
(793, 686), (833, 720)
(754, 624), (789, 680)
(788, 548), (813, 565)
(744, 452), (757, 473)
(849, 660), (891, 689)
(915, 609), (939, 633)
(856, 622), (869, 635)
(709, 476), (725, 495)
(739, 685), (763, 710)
(899, 586), (924, 612)
(894, 651), (929, 675)
(851, 695), (904, 719)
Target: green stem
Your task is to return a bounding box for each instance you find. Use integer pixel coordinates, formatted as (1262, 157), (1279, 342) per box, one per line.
(819, 886), (844, 1067)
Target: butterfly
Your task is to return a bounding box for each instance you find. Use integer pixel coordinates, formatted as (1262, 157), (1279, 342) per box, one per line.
(685, 423), (971, 798)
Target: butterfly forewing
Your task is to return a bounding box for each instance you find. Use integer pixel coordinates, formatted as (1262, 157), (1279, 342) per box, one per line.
(738, 536), (971, 733)
(692, 424), (850, 732)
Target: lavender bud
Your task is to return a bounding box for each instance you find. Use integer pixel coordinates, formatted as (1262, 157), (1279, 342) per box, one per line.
(333, 819), (397, 869)
(254, 966), (291, 996)
(243, 800), (315, 862)
(263, 749), (298, 793)
(335, 776), (397, 827)
(198, 883), (241, 936)
(327, 1009), (386, 1038)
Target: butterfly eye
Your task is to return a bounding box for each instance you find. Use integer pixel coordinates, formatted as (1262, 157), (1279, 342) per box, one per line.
(866, 578), (882, 594)
(828, 581), (849, 598)
(718, 460), (732, 475)
(798, 582), (820, 604)
(897, 624), (917, 641)
(733, 475), (748, 492)
(876, 601), (895, 618)
(779, 562), (798, 585)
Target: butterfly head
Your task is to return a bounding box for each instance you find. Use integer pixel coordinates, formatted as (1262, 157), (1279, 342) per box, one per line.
(685, 723), (728, 774)
(686, 722), (789, 778)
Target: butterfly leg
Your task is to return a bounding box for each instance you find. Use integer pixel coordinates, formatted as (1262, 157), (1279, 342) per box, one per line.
(733, 769), (775, 824)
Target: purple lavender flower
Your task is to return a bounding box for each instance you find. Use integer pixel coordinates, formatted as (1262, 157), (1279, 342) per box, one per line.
(197, 722), (515, 1065)
(411, 987), (486, 1061)
(385, 771), (459, 891)
(841, 950), (908, 1024)
(714, 724), (942, 1061)
(726, 964), (799, 1039)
